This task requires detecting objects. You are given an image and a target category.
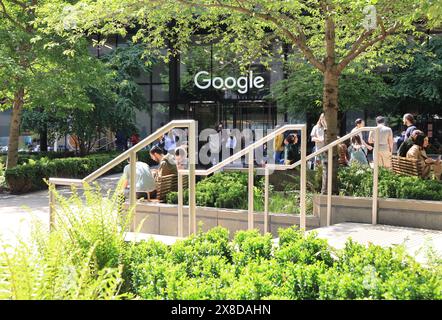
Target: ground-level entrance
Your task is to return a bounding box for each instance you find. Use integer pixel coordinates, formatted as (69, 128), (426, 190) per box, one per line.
(173, 100), (277, 133)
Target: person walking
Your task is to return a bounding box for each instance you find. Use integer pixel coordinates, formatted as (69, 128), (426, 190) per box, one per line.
(368, 116), (394, 169)
(310, 113), (327, 169)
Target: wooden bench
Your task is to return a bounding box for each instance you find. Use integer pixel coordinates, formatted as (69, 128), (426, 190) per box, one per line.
(391, 155), (423, 177)
(148, 174), (188, 202)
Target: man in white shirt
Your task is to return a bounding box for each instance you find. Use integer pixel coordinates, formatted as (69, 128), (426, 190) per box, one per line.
(122, 156), (156, 199)
(368, 116), (394, 169)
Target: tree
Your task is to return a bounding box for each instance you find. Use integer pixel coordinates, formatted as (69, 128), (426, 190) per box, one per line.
(391, 36), (442, 113)
(42, 0), (437, 193)
(0, 0), (111, 168)
(271, 59), (393, 119)
(20, 43), (152, 155)
(48, 0), (432, 137)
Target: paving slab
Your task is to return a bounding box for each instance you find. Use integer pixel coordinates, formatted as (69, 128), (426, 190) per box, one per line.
(306, 222), (442, 264)
(0, 174), (122, 245)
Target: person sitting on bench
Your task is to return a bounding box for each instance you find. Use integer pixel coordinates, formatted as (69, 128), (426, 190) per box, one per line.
(406, 135), (442, 180)
(149, 145), (177, 181)
(121, 155), (156, 200)
(397, 130), (424, 157)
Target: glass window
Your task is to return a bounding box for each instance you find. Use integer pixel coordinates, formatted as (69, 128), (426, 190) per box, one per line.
(134, 70), (151, 84)
(152, 84), (169, 102)
(152, 104), (169, 131)
(140, 85), (151, 101)
(152, 61), (169, 83)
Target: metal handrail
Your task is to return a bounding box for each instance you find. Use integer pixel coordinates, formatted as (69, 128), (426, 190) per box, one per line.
(48, 120), (197, 231)
(178, 124), (308, 236)
(90, 137), (117, 152)
(262, 126), (381, 230)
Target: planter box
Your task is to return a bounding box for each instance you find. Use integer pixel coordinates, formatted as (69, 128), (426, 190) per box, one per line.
(130, 202), (320, 238)
(313, 195), (442, 230)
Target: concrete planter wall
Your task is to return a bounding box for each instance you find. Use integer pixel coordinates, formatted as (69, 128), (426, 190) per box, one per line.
(131, 203), (320, 238)
(313, 195), (442, 231)
(129, 195), (442, 238)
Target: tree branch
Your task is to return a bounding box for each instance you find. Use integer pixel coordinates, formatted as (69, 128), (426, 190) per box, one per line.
(174, 0), (326, 72)
(0, 0), (27, 30)
(9, 0), (27, 9)
(337, 22), (400, 74)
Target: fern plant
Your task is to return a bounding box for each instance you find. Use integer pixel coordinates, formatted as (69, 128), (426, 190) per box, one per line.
(0, 181), (133, 300)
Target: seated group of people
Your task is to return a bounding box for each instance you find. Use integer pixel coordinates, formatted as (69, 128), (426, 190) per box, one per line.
(121, 145), (187, 200)
(338, 114), (441, 181)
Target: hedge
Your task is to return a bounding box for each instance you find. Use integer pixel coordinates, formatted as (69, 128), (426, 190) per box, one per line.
(338, 164), (442, 201)
(121, 226), (442, 299)
(4, 150), (155, 194)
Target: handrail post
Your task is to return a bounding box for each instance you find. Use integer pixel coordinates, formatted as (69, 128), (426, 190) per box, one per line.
(248, 150), (254, 230)
(327, 147), (333, 226)
(49, 183), (55, 231)
(372, 127), (380, 225)
(300, 125), (307, 230)
(264, 167), (269, 234)
(130, 151), (137, 230)
(178, 171), (184, 237)
(188, 120), (197, 235)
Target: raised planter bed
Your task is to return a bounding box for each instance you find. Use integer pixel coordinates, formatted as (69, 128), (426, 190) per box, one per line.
(313, 194), (442, 230)
(130, 202), (320, 238)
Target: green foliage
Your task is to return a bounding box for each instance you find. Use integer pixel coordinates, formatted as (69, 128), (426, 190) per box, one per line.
(21, 43), (154, 156)
(4, 153), (122, 193)
(338, 163), (442, 201)
(390, 36), (442, 113)
(271, 61), (393, 116)
(166, 171), (314, 214)
(126, 226), (441, 300)
(166, 172), (262, 210)
(3, 150), (155, 193)
(0, 184), (131, 299)
(1, 185), (440, 300)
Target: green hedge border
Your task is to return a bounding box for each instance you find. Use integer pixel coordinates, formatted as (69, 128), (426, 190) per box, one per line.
(4, 150), (155, 194)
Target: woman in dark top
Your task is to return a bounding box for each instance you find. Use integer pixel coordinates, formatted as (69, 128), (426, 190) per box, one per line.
(397, 130), (424, 157)
(284, 134), (300, 165)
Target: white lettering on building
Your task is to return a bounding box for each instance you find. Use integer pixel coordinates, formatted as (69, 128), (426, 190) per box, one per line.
(194, 71), (265, 94)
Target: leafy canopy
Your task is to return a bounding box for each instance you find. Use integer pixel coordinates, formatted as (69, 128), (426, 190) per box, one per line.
(40, 0), (431, 74)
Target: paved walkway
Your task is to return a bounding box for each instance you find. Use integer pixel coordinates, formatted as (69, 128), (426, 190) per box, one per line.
(0, 174), (121, 244)
(307, 222), (442, 264)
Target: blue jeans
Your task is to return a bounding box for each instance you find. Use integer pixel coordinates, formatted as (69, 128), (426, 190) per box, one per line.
(274, 151), (283, 164)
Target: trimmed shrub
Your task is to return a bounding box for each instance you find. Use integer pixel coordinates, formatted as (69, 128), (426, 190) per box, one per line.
(127, 226), (442, 300)
(4, 150), (155, 193)
(338, 163), (442, 201)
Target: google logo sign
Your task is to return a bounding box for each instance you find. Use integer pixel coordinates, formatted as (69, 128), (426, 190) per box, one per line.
(194, 71), (265, 94)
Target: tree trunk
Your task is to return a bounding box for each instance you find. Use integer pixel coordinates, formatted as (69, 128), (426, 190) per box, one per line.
(6, 88), (25, 169)
(322, 68), (339, 194)
(39, 124), (48, 152)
